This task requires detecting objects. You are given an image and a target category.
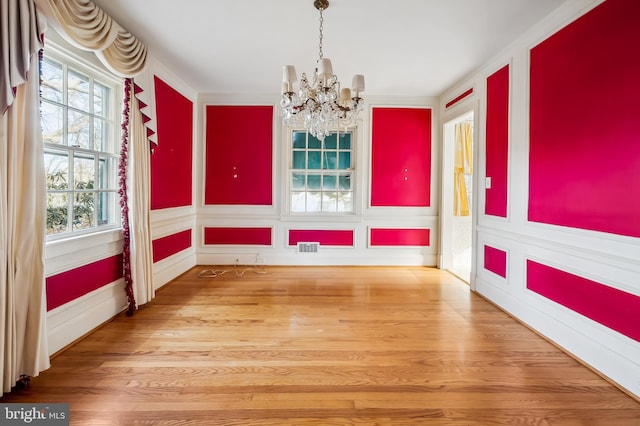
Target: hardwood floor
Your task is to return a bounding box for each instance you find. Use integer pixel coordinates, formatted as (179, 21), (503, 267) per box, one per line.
(3, 266), (639, 425)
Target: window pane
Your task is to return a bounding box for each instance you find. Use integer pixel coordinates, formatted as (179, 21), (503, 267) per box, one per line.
(324, 133), (337, 149)
(68, 110), (90, 148)
(322, 192), (337, 212)
(322, 175), (336, 190)
(307, 151), (321, 169)
(308, 134), (321, 149)
(97, 191), (114, 225)
(337, 192), (353, 212)
(94, 118), (110, 152)
(44, 150), (69, 190)
(46, 193), (69, 235)
(68, 70), (90, 111)
(293, 131), (306, 149)
(338, 152), (351, 170)
(73, 192), (95, 230)
(306, 192), (322, 212)
(94, 82), (108, 117)
(339, 133), (351, 149)
(307, 174), (321, 190)
(41, 101), (63, 145)
(292, 151), (306, 169)
(74, 154), (95, 189)
(41, 59), (63, 103)
(98, 157), (116, 190)
(322, 151), (336, 169)
(291, 192), (306, 212)
(291, 172), (305, 190)
(338, 174), (352, 191)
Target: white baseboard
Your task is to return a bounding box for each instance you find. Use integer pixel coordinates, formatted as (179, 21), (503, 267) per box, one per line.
(47, 279), (127, 355)
(196, 252), (437, 267)
(153, 249), (197, 290)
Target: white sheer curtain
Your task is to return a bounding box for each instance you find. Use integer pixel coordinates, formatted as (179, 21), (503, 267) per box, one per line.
(1, 1), (50, 392)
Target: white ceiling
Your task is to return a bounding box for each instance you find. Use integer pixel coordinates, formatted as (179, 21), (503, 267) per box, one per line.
(91, 0), (566, 97)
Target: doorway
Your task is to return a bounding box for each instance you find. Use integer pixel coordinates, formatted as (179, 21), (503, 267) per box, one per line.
(440, 110), (475, 285)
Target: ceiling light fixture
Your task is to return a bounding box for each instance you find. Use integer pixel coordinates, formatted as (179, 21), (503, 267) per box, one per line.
(280, 0), (365, 141)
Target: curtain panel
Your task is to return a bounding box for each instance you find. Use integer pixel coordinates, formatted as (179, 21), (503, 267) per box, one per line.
(1, 0), (50, 393)
(454, 122), (472, 217)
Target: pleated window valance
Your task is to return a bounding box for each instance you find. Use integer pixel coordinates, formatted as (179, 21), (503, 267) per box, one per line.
(34, 0), (146, 75)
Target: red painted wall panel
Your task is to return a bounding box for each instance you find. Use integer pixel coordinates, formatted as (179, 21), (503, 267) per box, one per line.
(485, 64), (509, 218)
(371, 108), (431, 207)
(152, 229), (192, 263)
(151, 76), (193, 210)
(46, 254), (123, 311)
(483, 245), (507, 278)
(529, 0), (640, 237)
(527, 260), (640, 342)
(445, 88), (474, 109)
(204, 227), (272, 246)
(205, 106), (273, 205)
(370, 228), (430, 247)
(288, 230), (354, 247)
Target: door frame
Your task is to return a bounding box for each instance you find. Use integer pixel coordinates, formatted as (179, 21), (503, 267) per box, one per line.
(439, 104), (478, 290)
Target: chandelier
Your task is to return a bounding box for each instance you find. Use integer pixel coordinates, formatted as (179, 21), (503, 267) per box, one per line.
(280, 0), (365, 141)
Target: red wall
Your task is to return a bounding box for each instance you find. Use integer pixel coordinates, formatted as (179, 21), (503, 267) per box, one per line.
(288, 230), (354, 247)
(370, 228), (430, 247)
(151, 77), (193, 210)
(46, 254), (124, 311)
(152, 229), (192, 263)
(527, 260), (640, 342)
(483, 245), (507, 278)
(445, 88), (473, 109)
(205, 106), (273, 205)
(485, 65), (509, 218)
(371, 108), (432, 207)
(204, 227), (272, 246)
(528, 0), (640, 237)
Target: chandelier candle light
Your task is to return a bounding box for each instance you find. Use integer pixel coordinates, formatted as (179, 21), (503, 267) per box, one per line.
(281, 0), (365, 141)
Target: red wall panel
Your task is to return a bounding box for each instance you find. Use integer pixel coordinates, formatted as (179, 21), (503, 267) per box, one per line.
(483, 245), (507, 278)
(370, 228), (430, 247)
(485, 64), (510, 218)
(205, 106), (273, 205)
(151, 76), (193, 210)
(529, 0), (640, 237)
(46, 254), (123, 311)
(527, 260), (640, 342)
(204, 227), (272, 246)
(288, 230), (354, 247)
(152, 229), (192, 263)
(371, 108), (431, 207)
(445, 88), (474, 109)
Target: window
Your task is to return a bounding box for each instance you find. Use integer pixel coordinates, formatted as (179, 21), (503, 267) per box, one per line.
(290, 130), (354, 213)
(40, 51), (121, 237)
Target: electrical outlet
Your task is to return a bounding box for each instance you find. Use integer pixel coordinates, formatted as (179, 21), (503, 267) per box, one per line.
(255, 254), (265, 264)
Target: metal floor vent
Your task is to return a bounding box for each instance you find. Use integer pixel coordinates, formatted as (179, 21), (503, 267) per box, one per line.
(297, 242), (320, 253)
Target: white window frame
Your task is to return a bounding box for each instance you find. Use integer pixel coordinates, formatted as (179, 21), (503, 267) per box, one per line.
(287, 128), (357, 215)
(41, 43), (122, 241)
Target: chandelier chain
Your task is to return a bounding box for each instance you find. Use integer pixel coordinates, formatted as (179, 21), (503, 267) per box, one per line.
(318, 7), (324, 60)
